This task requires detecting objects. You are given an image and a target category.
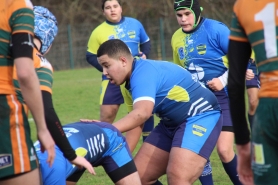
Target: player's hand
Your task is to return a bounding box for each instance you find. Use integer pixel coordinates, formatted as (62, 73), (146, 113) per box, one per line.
(71, 156), (96, 175)
(236, 142), (254, 185)
(138, 51), (147, 59)
(207, 78), (224, 91)
(80, 119), (101, 123)
(246, 69), (255, 80)
(37, 128), (55, 167)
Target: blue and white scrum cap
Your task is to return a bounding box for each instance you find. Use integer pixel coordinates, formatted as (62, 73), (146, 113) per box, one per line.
(33, 6), (58, 54)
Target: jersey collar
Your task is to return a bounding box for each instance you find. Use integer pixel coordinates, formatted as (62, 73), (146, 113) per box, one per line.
(106, 17), (125, 25)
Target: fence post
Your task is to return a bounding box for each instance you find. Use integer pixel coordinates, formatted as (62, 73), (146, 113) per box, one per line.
(67, 24), (74, 69)
(159, 18), (166, 60)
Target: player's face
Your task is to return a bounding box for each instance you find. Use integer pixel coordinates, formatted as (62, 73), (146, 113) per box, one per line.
(98, 54), (127, 85)
(103, 0), (122, 23)
(175, 9), (195, 32)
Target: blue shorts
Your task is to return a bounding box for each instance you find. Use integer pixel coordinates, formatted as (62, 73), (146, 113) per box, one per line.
(100, 74), (124, 105)
(145, 110), (221, 160)
(246, 75), (260, 89)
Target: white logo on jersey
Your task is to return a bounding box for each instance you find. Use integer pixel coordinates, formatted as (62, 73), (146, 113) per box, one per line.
(63, 127), (79, 133)
(86, 134), (105, 158)
(188, 63), (204, 81)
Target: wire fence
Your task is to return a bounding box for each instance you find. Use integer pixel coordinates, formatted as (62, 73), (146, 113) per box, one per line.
(46, 15), (231, 71)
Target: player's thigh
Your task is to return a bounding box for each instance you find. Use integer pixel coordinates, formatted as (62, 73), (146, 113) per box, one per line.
(168, 147), (207, 184)
(115, 171), (141, 185)
(99, 104), (120, 123)
(134, 142), (169, 183)
(252, 98), (278, 185)
(0, 168), (41, 185)
(0, 95), (37, 180)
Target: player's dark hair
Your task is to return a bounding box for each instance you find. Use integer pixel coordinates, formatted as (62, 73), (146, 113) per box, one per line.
(97, 39), (131, 59)
(101, 0), (121, 10)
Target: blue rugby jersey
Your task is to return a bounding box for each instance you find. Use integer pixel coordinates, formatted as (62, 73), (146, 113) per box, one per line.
(34, 122), (117, 178)
(171, 18), (230, 88)
(87, 17), (149, 57)
(125, 58), (221, 127)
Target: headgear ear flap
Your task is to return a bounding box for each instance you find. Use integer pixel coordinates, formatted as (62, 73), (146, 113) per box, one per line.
(174, 0), (203, 27)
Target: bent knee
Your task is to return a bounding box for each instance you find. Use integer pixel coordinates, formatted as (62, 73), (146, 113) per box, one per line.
(217, 146), (235, 162)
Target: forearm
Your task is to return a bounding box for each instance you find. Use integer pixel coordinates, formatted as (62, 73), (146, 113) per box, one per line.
(140, 41), (151, 58)
(42, 91), (77, 161)
(218, 70), (228, 87)
(113, 109), (149, 133)
(227, 40), (252, 145)
(125, 125), (143, 153)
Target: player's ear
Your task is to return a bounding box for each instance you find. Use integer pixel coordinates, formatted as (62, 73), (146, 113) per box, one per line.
(119, 56), (127, 66)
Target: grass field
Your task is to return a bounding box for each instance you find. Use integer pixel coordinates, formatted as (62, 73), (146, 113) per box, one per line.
(29, 68), (234, 185)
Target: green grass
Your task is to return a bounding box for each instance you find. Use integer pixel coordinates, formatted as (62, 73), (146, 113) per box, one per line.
(29, 68), (233, 185)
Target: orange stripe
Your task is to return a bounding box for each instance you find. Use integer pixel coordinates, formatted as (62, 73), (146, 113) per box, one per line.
(229, 35), (248, 42)
(257, 57), (278, 67)
(16, 97), (31, 172)
(40, 86), (52, 94)
(259, 71), (278, 98)
(13, 30), (34, 35)
(0, 38), (9, 43)
(7, 95), (20, 173)
(7, 95), (30, 174)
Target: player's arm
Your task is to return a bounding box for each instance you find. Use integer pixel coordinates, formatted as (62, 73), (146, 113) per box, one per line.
(86, 29), (102, 71)
(86, 51), (103, 72)
(41, 91), (77, 160)
(13, 33), (55, 165)
(113, 100), (154, 133)
(139, 40), (151, 58)
(227, 39), (252, 145)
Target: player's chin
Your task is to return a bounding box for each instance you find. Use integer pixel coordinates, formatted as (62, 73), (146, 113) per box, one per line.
(110, 79), (118, 85)
(182, 26), (193, 32)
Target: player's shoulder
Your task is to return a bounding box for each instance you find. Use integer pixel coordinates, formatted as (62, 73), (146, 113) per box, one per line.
(203, 18), (229, 31)
(233, 0), (246, 10)
(124, 17), (143, 25)
(3, 0), (33, 21)
(172, 28), (183, 40)
(91, 21), (108, 34)
(7, 0), (33, 11)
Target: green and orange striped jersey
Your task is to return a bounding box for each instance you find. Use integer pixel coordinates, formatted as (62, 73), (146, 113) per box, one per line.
(230, 0), (278, 97)
(13, 47), (53, 103)
(0, 0), (34, 95)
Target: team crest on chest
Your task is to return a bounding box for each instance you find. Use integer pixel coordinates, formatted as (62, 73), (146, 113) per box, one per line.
(128, 31), (136, 38)
(197, 44), (206, 55)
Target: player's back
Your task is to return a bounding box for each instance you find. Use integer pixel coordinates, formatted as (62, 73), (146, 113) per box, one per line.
(230, 0), (278, 97)
(0, 0), (33, 95)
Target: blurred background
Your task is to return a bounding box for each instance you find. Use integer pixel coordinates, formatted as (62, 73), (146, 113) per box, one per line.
(32, 0), (235, 70)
